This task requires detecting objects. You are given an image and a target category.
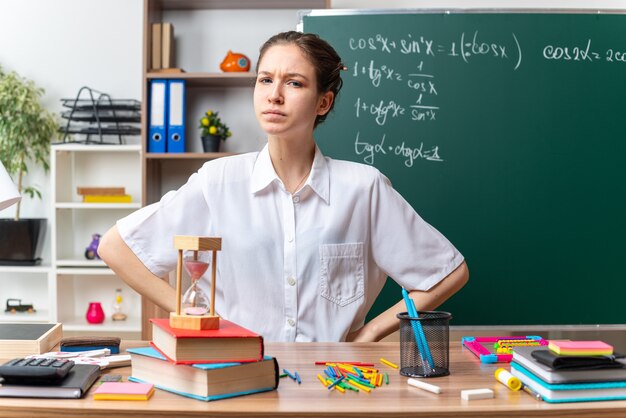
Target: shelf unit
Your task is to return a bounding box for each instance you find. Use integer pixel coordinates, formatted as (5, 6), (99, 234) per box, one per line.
(49, 144), (142, 338)
(0, 265), (53, 323)
(140, 0), (327, 338)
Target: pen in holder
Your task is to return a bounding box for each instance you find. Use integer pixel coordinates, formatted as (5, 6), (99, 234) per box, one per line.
(397, 310), (452, 378)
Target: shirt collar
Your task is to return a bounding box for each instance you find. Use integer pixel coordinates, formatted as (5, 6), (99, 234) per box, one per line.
(250, 143), (330, 205)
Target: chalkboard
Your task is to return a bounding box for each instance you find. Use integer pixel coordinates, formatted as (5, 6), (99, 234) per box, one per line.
(303, 11), (626, 326)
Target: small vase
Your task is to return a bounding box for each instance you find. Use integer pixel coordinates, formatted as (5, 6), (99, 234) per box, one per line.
(86, 302), (105, 324)
(201, 135), (222, 152)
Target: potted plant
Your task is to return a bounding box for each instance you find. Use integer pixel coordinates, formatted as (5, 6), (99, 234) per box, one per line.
(0, 65), (57, 265)
(199, 110), (232, 152)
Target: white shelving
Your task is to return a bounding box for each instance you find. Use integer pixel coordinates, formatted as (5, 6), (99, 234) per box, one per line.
(0, 265), (54, 322)
(45, 143), (143, 337)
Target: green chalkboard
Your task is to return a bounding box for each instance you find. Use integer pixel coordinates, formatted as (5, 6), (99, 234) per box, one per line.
(304, 11), (626, 326)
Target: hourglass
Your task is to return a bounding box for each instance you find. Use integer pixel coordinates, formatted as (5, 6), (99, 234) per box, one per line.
(170, 235), (222, 330)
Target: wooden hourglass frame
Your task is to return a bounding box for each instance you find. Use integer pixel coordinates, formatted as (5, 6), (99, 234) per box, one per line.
(170, 235), (221, 330)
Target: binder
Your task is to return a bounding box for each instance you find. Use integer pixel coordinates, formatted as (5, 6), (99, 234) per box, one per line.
(148, 80), (167, 153)
(167, 79), (186, 153)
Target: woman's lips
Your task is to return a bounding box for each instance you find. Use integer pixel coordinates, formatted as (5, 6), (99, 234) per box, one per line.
(262, 110), (287, 121)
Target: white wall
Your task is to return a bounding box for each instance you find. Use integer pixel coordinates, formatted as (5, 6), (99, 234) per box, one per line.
(0, 0), (142, 260)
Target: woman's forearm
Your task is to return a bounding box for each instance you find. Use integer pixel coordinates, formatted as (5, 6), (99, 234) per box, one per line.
(349, 261), (469, 342)
(98, 225), (177, 313)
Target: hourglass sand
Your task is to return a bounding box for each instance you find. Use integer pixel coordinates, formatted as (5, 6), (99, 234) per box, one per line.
(182, 258), (210, 315)
(169, 236), (222, 330)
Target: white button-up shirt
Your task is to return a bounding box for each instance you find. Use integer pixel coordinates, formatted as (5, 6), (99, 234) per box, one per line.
(117, 144), (464, 342)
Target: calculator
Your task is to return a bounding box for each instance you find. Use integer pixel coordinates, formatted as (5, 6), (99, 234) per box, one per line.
(0, 357), (74, 383)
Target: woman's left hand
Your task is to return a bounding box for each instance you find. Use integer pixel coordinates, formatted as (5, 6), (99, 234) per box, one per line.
(345, 327), (377, 342)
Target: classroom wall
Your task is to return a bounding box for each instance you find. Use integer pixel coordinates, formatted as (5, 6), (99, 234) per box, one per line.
(0, 0), (143, 259)
(2, 0), (624, 254)
(0, 1), (299, 260)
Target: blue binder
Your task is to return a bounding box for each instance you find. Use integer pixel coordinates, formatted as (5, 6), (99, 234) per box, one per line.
(148, 79), (168, 153)
(167, 80), (186, 153)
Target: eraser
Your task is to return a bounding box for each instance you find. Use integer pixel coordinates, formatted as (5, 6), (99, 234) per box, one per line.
(407, 378), (441, 394)
(461, 388), (494, 400)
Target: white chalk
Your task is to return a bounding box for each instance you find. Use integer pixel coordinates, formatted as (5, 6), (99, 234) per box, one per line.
(461, 388), (494, 400)
(407, 378), (441, 394)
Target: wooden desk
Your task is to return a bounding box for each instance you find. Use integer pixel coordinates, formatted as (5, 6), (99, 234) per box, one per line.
(2, 341), (626, 417)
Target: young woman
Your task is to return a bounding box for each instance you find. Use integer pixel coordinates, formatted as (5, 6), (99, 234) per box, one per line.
(98, 31), (468, 342)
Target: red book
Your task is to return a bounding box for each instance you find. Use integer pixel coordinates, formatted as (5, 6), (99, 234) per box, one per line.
(150, 318), (264, 364)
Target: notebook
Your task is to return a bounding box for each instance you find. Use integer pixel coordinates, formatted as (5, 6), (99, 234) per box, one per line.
(511, 362), (626, 403)
(548, 340), (613, 356)
(0, 364), (100, 399)
(512, 346), (626, 384)
(93, 382), (154, 400)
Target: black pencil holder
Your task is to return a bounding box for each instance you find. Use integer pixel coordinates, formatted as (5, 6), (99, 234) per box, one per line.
(397, 311), (452, 378)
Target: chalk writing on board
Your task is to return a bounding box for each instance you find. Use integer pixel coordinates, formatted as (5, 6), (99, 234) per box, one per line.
(354, 132), (443, 167)
(354, 97), (438, 126)
(543, 39), (626, 63)
(349, 31), (523, 70)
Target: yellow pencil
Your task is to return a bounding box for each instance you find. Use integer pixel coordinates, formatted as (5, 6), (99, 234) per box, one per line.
(380, 357), (399, 369)
(317, 374), (329, 387)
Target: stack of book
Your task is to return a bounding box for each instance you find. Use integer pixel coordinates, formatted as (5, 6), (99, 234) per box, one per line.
(511, 340), (626, 403)
(77, 187), (132, 203)
(127, 318), (279, 401)
(151, 22), (180, 72)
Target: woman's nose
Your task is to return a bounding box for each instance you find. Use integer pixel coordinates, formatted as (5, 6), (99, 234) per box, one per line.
(268, 84), (283, 104)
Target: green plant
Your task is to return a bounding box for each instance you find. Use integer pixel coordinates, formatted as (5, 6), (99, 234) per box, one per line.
(199, 110), (232, 140)
(0, 65), (57, 220)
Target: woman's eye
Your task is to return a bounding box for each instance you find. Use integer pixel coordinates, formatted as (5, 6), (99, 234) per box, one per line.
(288, 80), (303, 87)
(258, 78), (272, 84)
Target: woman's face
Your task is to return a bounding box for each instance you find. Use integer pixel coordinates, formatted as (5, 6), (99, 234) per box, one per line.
(254, 44), (332, 138)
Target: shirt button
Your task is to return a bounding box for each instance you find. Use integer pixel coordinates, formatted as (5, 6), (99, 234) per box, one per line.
(287, 236), (293, 243)
(292, 195), (300, 203)
(287, 277), (296, 286)
(287, 318), (295, 327)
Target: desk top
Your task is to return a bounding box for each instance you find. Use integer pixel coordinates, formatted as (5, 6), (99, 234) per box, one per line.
(2, 341), (626, 417)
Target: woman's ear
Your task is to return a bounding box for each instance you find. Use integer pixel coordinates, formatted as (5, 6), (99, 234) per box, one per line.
(317, 91), (334, 116)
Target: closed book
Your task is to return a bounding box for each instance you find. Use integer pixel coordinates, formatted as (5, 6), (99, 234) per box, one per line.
(76, 187), (125, 196)
(549, 340), (613, 356)
(0, 323), (62, 358)
(93, 382), (154, 400)
(150, 318), (264, 364)
(161, 22), (174, 68)
(127, 346), (278, 401)
(512, 346), (626, 384)
(83, 194), (132, 203)
(511, 362), (626, 403)
(151, 23), (162, 70)
(0, 364), (100, 399)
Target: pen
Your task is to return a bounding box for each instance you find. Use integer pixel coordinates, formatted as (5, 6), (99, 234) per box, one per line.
(522, 384), (542, 401)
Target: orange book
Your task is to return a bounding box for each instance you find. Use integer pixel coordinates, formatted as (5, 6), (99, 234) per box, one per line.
(76, 187), (125, 196)
(93, 382), (154, 400)
(150, 318), (264, 364)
